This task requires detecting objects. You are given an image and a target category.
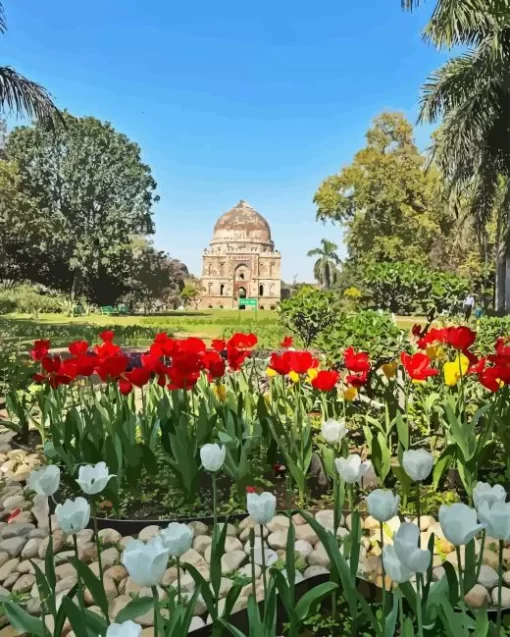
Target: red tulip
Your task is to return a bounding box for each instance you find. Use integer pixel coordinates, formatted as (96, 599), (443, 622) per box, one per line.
(280, 336), (293, 348)
(227, 347), (249, 372)
(96, 355), (129, 381)
(99, 330), (115, 343)
(345, 370), (369, 388)
(311, 370), (340, 392)
(212, 339), (226, 352)
(344, 347), (371, 373)
(31, 339), (51, 361)
(412, 324), (422, 337)
(202, 351), (226, 379)
(68, 340), (89, 356)
(445, 326), (476, 351)
(268, 352), (292, 376)
(228, 333), (257, 350)
(401, 352), (438, 381)
(287, 351), (318, 374)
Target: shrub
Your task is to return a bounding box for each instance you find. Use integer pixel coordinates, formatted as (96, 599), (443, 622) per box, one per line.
(318, 310), (406, 364)
(279, 286), (338, 348)
(360, 262), (469, 315)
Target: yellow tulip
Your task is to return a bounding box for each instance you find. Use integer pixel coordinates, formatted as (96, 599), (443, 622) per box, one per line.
(381, 362), (398, 378)
(443, 353), (470, 387)
(266, 367), (278, 378)
(288, 371), (300, 383)
(343, 386), (357, 402)
(307, 368), (319, 381)
(426, 345), (445, 361)
(213, 384), (227, 401)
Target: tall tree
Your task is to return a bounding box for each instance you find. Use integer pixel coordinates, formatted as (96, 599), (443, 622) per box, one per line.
(307, 239), (341, 288)
(3, 113), (159, 303)
(408, 0), (510, 309)
(0, 3), (61, 128)
(314, 112), (450, 268)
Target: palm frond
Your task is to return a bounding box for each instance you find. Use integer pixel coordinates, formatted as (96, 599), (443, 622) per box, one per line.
(0, 66), (64, 130)
(0, 2), (6, 34)
(425, 0), (495, 47)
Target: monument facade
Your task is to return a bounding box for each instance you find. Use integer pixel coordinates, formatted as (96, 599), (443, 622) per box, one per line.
(200, 200), (281, 309)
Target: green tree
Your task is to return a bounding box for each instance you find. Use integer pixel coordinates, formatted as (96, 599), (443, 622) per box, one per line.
(306, 239), (341, 288)
(409, 0), (510, 310)
(0, 3), (61, 128)
(3, 113), (159, 304)
(181, 280), (201, 310)
(314, 112), (448, 268)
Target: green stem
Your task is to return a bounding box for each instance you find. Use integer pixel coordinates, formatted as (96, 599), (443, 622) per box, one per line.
(416, 574), (424, 637)
(250, 529), (257, 600)
(176, 556), (181, 605)
(497, 540), (504, 635)
(91, 501), (103, 583)
(475, 529), (486, 582)
(380, 522), (386, 617)
(260, 524), (267, 614)
(399, 591), (405, 634)
(73, 535), (85, 613)
(456, 545), (469, 637)
(348, 483), (354, 515)
(212, 472), (218, 531)
(416, 482), (421, 546)
(152, 585), (160, 636)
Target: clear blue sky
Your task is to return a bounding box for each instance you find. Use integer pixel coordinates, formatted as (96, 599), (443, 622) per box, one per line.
(3, 0), (448, 281)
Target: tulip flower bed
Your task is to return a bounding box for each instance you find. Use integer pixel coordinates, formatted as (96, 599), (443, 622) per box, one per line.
(1, 323), (510, 635)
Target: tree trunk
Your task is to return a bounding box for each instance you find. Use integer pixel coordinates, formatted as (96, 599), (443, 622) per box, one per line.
(70, 269), (81, 301)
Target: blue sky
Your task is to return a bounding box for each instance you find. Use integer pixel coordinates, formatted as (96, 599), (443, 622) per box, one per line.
(3, 0), (449, 281)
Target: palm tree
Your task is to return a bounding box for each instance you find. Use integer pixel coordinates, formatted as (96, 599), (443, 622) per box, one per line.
(402, 0), (510, 310)
(307, 239), (341, 288)
(1, 2), (61, 129)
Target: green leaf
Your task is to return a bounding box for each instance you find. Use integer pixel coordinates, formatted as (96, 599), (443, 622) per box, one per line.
(31, 559), (55, 618)
(4, 600), (48, 636)
(384, 590), (400, 637)
(295, 581), (338, 620)
(395, 412), (409, 450)
(45, 533), (56, 590)
(70, 558), (108, 618)
(61, 596), (89, 637)
(442, 561), (460, 606)
(115, 596), (154, 623)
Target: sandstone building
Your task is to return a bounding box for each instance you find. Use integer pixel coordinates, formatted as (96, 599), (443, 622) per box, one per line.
(200, 200), (281, 309)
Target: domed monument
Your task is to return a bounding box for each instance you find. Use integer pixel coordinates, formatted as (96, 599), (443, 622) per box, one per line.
(200, 200), (281, 309)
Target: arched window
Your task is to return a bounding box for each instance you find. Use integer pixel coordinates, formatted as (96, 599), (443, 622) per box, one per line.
(259, 284), (264, 297)
(239, 272), (245, 280)
(220, 284), (225, 296)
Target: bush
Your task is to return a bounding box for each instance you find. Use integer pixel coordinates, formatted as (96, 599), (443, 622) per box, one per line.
(278, 286), (338, 348)
(360, 262), (469, 315)
(318, 310), (406, 364)
(474, 316), (510, 354)
(0, 283), (70, 316)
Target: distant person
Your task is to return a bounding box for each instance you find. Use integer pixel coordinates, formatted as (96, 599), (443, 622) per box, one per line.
(463, 293), (475, 320)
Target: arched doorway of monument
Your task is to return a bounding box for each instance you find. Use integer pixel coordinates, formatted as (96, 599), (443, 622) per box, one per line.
(237, 286), (247, 310)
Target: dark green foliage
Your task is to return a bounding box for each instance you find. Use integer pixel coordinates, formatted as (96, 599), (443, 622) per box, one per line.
(278, 286), (338, 348)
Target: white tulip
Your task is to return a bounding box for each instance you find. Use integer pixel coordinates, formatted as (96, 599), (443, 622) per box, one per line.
(76, 461), (115, 495)
(402, 449), (434, 482)
(382, 545), (412, 583)
(247, 491), (276, 525)
(335, 454), (370, 484)
(366, 489), (400, 523)
(473, 482), (507, 511)
(439, 503), (486, 546)
(200, 444), (226, 472)
(121, 536), (170, 587)
(394, 522), (431, 573)
(55, 497), (90, 535)
(160, 522), (193, 557)
(28, 465), (60, 497)
(106, 621), (142, 637)
(478, 501), (510, 542)
(321, 419), (347, 445)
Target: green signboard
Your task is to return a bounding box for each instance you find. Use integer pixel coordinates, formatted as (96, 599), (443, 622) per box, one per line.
(238, 298), (257, 308)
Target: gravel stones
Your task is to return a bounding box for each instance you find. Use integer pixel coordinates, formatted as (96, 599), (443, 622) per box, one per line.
(0, 537), (27, 558)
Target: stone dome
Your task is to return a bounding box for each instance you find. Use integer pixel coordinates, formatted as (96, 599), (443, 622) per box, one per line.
(211, 200), (273, 246)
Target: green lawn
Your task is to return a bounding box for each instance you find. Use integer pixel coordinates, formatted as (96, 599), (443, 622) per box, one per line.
(1, 309), (422, 350)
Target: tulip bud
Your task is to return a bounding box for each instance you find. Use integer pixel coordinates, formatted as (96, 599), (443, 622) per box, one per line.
(334, 454), (370, 484)
(55, 497), (90, 535)
(76, 461), (115, 495)
(478, 501), (510, 542)
(473, 482), (506, 511)
(121, 536), (170, 587)
(160, 522), (193, 557)
(366, 489), (400, 523)
(382, 545), (412, 583)
(439, 503), (486, 546)
(247, 491), (277, 525)
(200, 443), (226, 472)
(321, 419), (347, 445)
(106, 621), (142, 637)
(393, 522), (431, 573)
(28, 465), (60, 497)
(402, 449), (434, 482)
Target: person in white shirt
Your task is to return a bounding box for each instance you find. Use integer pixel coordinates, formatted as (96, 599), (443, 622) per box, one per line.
(463, 294), (475, 320)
